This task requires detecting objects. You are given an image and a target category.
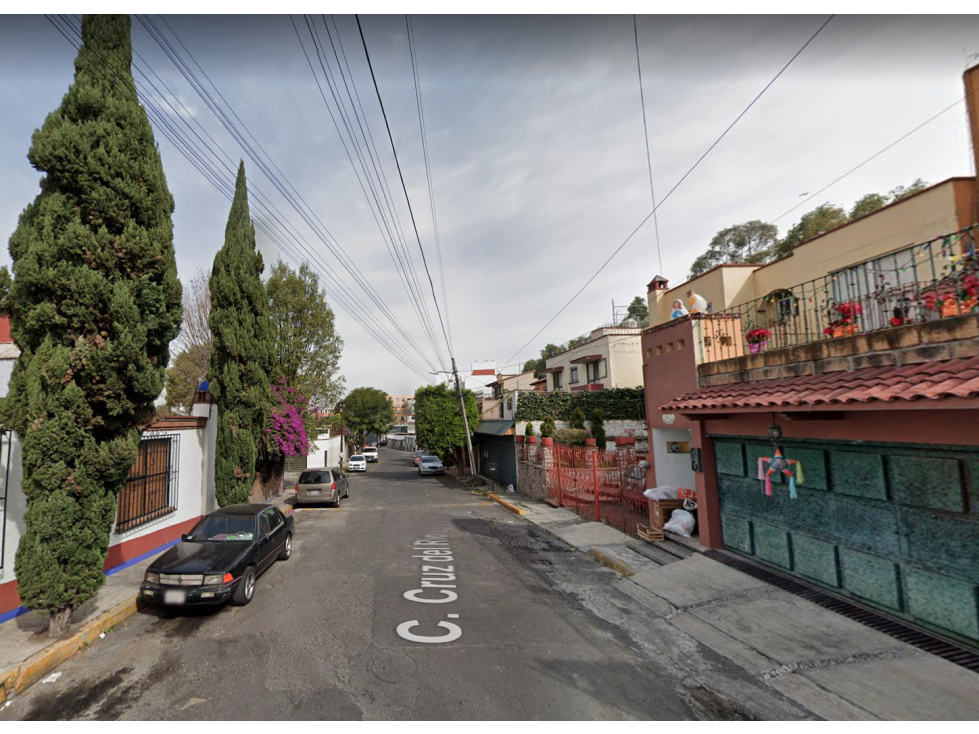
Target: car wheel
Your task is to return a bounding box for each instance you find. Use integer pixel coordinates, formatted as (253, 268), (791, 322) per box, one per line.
(344, 485), (349, 499)
(278, 533), (292, 561)
(232, 566), (256, 606)
(334, 492), (342, 508)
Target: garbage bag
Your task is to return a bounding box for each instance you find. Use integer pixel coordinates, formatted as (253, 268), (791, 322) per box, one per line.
(663, 508), (696, 537)
(643, 485), (678, 501)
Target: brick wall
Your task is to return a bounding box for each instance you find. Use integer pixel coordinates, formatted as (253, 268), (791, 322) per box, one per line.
(697, 314), (979, 388)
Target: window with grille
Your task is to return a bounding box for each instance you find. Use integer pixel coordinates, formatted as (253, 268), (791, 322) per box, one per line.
(116, 435), (179, 532)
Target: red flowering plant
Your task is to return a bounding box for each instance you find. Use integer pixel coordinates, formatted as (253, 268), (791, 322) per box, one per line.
(265, 378), (314, 458)
(823, 301), (862, 336)
(745, 327), (772, 345)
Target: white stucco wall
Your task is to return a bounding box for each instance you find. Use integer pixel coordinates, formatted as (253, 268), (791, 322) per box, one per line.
(651, 427), (696, 492)
(0, 432), (25, 589)
(309, 434), (343, 468)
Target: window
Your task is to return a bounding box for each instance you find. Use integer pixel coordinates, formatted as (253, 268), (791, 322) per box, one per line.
(116, 435), (179, 532)
(553, 372), (563, 390)
(569, 366), (579, 383)
(830, 243), (924, 330)
(586, 360), (606, 383)
(259, 513), (272, 537)
(264, 508), (283, 533)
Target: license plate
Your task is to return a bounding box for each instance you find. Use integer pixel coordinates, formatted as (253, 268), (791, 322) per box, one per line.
(164, 589), (187, 605)
(308, 490), (321, 495)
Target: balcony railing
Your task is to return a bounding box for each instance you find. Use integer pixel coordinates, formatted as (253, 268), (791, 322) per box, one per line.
(697, 225), (979, 363)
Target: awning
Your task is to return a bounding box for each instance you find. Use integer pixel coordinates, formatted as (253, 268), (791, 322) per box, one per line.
(541, 366), (564, 373)
(569, 354), (602, 364)
(475, 420), (515, 436)
(660, 356), (979, 413)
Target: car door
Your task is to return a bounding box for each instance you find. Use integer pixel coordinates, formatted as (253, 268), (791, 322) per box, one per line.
(333, 468), (348, 498)
(265, 508), (287, 562)
(256, 511), (276, 572)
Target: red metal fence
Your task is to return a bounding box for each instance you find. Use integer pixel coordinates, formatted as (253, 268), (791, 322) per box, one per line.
(522, 440), (648, 537)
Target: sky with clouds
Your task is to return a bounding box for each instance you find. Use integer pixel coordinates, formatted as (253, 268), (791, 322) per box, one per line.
(1, 14), (977, 397)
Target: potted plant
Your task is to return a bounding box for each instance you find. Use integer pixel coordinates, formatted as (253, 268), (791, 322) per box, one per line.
(824, 301), (861, 338)
(923, 274), (979, 317)
(745, 327), (772, 354)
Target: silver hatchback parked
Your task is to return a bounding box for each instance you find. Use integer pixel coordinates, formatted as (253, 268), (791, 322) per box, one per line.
(295, 467), (349, 508)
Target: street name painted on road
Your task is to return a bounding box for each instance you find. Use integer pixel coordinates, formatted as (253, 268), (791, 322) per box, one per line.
(397, 534), (462, 644)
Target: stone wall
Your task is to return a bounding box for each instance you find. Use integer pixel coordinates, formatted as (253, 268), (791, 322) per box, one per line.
(516, 460), (548, 502)
(697, 314), (979, 388)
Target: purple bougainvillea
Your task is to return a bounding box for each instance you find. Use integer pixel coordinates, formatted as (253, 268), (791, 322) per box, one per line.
(267, 378), (314, 457)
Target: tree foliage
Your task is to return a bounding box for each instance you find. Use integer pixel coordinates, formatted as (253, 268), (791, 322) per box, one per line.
(342, 387), (395, 451)
(266, 378), (313, 458)
(414, 383), (479, 462)
(514, 387), (645, 422)
(266, 260), (344, 410)
(689, 221), (778, 277)
(165, 342), (209, 414)
(0, 15), (182, 634)
(849, 193), (888, 220)
(569, 407), (586, 430)
(208, 162), (276, 507)
(588, 408), (607, 447)
(623, 296), (649, 327)
(773, 204), (848, 259)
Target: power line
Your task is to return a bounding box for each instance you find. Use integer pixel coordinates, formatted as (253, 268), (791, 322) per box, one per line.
(503, 14), (835, 368)
(47, 14), (438, 384)
(291, 15), (448, 373)
(772, 97), (964, 223)
(355, 14), (453, 357)
(406, 14), (454, 356)
(140, 14), (444, 375)
(633, 14), (662, 277)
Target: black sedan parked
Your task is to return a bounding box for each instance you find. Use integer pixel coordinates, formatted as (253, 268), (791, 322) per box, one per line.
(140, 504), (293, 607)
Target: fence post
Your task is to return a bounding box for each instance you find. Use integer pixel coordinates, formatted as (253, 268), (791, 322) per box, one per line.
(592, 449), (601, 522)
(556, 443), (564, 506)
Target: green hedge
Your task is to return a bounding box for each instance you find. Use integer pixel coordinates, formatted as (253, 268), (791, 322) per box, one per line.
(515, 387), (645, 422)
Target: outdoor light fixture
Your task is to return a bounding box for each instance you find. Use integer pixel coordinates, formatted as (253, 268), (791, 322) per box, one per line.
(767, 415), (783, 442)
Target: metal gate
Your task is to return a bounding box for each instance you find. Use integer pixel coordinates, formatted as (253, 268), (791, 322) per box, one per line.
(714, 436), (979, 646)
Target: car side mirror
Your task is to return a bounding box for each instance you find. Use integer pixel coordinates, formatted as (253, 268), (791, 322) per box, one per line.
(181, 533), (190, 541)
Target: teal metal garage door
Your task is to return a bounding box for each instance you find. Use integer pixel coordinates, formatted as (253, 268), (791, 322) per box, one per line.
(714, 437), (979, 646)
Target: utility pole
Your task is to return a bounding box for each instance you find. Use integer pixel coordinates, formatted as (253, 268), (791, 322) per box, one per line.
(451, 357), (477, 478)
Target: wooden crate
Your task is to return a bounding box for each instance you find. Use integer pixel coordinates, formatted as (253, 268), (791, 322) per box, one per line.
(649, 498), (685, 530)
(637, 523), (664, 542)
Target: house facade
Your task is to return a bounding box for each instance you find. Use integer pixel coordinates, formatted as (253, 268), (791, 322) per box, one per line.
(541, 326), (643, 393)
(638, 61), (979, 648)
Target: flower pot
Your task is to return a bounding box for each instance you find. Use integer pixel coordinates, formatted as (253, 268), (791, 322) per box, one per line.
(541, 437), (554, 447)
(940, 296), (978, 317)
(515, 435), (525, 444)
(830, 324), (858, 338)
(584, 438), (597, 447)
(614, 436), (637, 446)
(527, 436), (538, 444)
(748, 341), (767, 354)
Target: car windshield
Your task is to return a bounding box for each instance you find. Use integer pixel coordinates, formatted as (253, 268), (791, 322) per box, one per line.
(299, 471), (331, 484)
(188, 515), (255, 542)
(351, 455), (364, 461)
(420, 456), (440, 464)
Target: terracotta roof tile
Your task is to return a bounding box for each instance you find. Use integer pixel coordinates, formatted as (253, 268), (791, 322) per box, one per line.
(660, 356), (979, 412)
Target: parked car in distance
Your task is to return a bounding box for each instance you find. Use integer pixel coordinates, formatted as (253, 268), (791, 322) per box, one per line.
(347, 455), (367, 472)
(140, 504), (293, 608)
(362, 447), (378, 463)
(418, 455), (444, 475)
(413, 449), (429, 466)
(379, 439), (388, 447)
(295, 466), (348, 508)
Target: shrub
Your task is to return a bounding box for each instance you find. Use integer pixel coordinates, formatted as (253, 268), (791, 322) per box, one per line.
(569, 407), (587, 429)
(553, 428), (591, 446)
(589, 408), (607, 448)
(524, 421), (535, 438)
(539, 415), (556, 439)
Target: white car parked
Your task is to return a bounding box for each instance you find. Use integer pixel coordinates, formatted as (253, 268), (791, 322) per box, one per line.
(347, 455), (367, 472)
(362, 447), (378, 463)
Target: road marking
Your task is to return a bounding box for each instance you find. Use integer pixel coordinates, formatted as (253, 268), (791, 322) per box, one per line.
(399, 534), (463, 643)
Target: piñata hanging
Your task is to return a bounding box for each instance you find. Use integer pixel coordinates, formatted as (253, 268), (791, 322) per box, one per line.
(757, 447), (804, 499)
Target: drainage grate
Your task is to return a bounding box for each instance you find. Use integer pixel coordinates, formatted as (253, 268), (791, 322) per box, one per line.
(703, 549), (979, 674)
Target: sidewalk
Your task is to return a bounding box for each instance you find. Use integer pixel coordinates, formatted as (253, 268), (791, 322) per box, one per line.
(487, 491), (979, 721)
(0, 491), (296, 705)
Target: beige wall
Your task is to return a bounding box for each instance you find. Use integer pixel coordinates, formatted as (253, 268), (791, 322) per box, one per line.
(543, 328), (643, 392)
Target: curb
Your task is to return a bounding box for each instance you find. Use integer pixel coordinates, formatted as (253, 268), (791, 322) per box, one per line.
(486, 493), (525, 516)
(0, 593), (146, 705)
(590, 547), (635, 577)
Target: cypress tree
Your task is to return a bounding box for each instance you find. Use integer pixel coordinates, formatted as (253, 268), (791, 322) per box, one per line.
(0, 15), (182, 635)
(208, 161), (275, 506)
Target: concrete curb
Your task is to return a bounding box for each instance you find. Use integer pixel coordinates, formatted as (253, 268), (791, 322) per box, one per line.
(486, 493), (525, 516)
(590, 548), (635, 577)
(0, 593), (146, 705)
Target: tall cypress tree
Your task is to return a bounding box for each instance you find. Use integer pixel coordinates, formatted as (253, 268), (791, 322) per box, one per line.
(208, 162), (275, 506)
(0, 15), (182, 635)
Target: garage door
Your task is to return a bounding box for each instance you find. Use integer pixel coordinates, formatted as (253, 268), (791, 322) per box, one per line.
(714, 437), (979, 645)
(284, 454), (308, 474)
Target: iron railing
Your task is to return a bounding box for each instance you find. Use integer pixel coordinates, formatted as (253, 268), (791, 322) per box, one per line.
(696, 225), (979, 363)
(116, 433), (179, 533)
(0, 429), (11, 571)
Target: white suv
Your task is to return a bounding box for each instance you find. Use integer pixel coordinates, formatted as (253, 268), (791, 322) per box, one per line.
(362, 447), (378, 463)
